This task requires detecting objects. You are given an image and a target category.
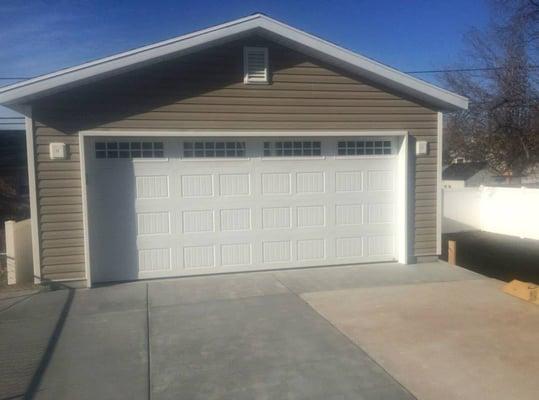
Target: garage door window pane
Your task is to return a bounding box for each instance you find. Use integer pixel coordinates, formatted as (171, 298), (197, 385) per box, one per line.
(264, 141), (321, 157)
(183, 142), (246, 158)
(106, 142), (118, 158)
(337, 140), (392, 156)
(263, 142), (271, 156)
(95, 141), (165, 159)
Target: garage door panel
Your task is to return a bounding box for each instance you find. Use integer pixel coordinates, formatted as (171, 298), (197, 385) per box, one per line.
(218, 173), (252, 196)
(297, 238), (326, 261)
(87, 136), (399, 282)
(220, 243), (253, 267)
(180, 174), (215, 197)
(135, 175), (170, 200)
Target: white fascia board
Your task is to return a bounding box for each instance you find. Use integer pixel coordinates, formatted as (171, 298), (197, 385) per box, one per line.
(0, 14), (468, 111)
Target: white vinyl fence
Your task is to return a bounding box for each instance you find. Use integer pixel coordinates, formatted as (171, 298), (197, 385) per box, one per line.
(443, 186), (539, 240)
(4, 219), (33, 285)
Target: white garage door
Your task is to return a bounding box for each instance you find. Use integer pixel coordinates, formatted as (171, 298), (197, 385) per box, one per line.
(86, 136), (399, 283)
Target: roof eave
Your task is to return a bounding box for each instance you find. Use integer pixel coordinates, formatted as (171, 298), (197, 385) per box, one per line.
(255, 18), (468, 111)
(0, 15), (264, 106)
(0, 13), (468, 111)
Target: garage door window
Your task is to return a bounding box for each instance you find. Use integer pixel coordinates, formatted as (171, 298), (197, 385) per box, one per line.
(263, 141), (321, 156)
(337, 140), (392, 156)
(183, 141), (246, 158)
(95, 141), (164, 159)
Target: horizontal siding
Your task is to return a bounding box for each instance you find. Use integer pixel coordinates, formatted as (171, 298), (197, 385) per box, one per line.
(41, 230), (84, 240)
(40, 196), (82, 206)
(37, 161), (81, 171)
(41, 270), (86, 281)
(96, 111), (436, 122)
(42, 238), (85, 249)
(38, 97), (425, 110)
(96, 121), (435, 130)
(127, 104), (433, 114)
(39, 188), (82, 197)
(42, 246), (85, 258)
(42, 254), (85, 266)
(41, 204), (83, 214)
(40, 213), (83, 223)
(32, 36), (439, 281)
(41, 221), (84, 232)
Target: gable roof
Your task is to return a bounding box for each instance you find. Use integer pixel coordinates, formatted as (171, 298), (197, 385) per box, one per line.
(0, 13), (468, 111)
(443, 162), (489, 181)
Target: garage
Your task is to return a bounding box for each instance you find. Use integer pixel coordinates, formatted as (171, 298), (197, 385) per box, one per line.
(0, 14), (467, 286)
(84, 135), (407, 282)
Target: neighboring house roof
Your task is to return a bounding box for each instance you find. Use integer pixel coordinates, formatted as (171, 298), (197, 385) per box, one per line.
(443, 162), (488, 181)
(0, 13), (468, 111)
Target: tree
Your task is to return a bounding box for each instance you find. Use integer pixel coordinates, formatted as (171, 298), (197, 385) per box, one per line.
(443, 0), (539, 179)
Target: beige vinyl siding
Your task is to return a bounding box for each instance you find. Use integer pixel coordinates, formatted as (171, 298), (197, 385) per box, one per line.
(32, 37), (438, 281)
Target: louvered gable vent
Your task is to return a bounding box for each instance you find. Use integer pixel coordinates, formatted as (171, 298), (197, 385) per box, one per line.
(244, 47), (268, 83)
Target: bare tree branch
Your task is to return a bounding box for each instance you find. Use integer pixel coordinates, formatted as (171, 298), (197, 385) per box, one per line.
(443, 1), (539, 179)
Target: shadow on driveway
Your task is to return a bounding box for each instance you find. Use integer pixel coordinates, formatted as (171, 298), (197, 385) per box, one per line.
(441, 231), (539, 284)
(0, 283), (74, 400)
(1, 262), (480, 399)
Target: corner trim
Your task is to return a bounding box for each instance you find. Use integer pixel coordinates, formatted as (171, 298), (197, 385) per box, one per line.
(397, 133), (409, 264)
(79, 134), (92, 287)
(436, 112), (443, 255)
(24, 107), (41, 283)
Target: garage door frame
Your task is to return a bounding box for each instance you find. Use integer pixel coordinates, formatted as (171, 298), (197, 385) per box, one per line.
(79, 130), (410, 287)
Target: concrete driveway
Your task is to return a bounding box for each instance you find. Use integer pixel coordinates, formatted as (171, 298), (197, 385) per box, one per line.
(1, 262), (537, 399)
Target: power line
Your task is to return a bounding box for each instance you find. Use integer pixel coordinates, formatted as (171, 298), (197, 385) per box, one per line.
(406, 66), (539, 74)
(0, 65), (539, 80)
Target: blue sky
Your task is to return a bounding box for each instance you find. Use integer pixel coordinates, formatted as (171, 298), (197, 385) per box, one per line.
(0, 0), (490, 129)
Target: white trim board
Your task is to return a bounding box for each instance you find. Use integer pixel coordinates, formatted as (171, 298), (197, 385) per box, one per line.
(0, 14), (467, 111)
(24, 106), (42, 284)
(436, 112), (443, 255)
(79, 130), (408, 137)
(79, 136), (93, 287)
(397, 134), (409, 264)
